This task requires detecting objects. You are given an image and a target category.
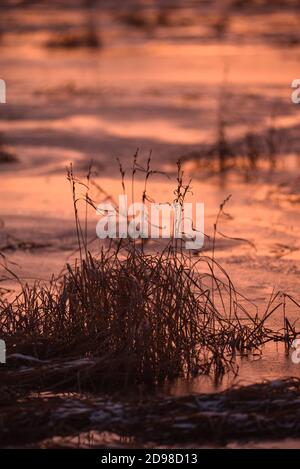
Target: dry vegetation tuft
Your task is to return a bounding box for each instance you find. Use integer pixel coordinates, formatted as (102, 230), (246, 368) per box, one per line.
(0, 161), (297, 392)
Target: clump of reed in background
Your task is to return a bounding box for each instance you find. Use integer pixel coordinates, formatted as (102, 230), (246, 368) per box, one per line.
(119, 7), (195, 31)
(190, 105), (283, 176)
(0, 132), (18, 164)
(45, 0), (101, 49)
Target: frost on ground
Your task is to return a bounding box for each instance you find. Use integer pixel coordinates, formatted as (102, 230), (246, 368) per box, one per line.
(1, 378), (300, 447)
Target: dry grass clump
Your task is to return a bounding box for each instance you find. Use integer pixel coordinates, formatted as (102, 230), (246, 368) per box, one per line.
(0, 228), (290, 391)
(46, 32), (102, 49)
(0, 245), (257, 389)
(119, 8), (194, 30)
(0, 133), (18, 164)
(188, 115), (283, 175)
(0, 162), (295, 391)
(46, 31), (101, 49)
(46, 1), (101, 50)
(0, 148), (17, 164)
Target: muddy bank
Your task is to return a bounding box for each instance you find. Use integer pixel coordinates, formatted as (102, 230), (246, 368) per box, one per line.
(1, 378), (300, 448)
